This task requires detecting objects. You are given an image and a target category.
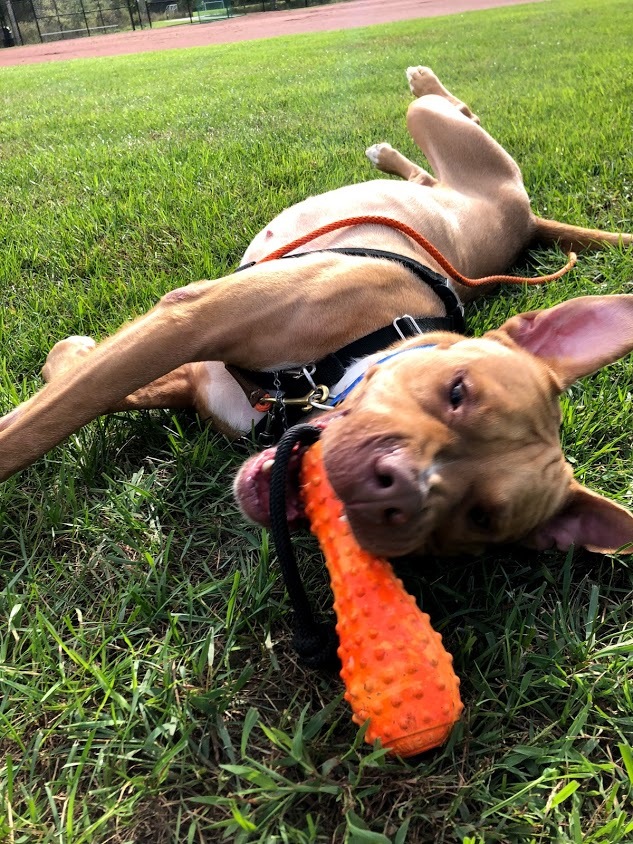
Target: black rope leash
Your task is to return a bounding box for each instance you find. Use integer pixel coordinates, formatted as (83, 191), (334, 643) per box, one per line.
(269, 424), (340, 670)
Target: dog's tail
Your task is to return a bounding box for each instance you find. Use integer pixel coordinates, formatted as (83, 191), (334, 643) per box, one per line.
(533, 216), (632, 252)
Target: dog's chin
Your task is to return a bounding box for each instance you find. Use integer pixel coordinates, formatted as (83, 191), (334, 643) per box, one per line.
(232, 416), (336, 530)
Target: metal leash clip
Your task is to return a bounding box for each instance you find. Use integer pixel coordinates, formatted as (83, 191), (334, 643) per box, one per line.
(256, 385), (330, 413)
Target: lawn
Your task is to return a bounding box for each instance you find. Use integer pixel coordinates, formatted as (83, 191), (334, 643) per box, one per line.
(0, 0), (632, 841)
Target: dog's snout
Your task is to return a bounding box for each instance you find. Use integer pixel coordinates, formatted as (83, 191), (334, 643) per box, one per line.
(360, 451), (423, 526)
(323, 436), (427, 528)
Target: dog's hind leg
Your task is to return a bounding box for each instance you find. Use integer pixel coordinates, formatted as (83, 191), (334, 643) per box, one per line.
(406, 89), (526, 198)
(366, 67), (478, 185)
(404, 69), (632, 252)
(401, 71), (536, 281)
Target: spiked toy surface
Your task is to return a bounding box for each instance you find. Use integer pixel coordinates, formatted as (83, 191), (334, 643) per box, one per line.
(300, 441), (463, 756)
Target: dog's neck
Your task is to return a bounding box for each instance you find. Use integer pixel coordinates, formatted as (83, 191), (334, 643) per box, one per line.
(328, 343), (437, 406)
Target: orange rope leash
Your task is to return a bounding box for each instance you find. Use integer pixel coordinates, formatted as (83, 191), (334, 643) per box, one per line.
(257, 215), (577, 288)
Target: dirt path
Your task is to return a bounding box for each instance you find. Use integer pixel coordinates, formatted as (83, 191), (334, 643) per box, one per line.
(0, 0), (546, 67)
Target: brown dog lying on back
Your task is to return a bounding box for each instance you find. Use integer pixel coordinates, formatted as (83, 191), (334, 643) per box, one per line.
(2, 67), (632, 558)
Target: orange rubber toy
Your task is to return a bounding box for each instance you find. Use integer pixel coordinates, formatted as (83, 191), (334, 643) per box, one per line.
(300, 441), (463, 756)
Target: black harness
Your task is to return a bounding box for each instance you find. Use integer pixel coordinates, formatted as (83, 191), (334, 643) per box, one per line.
(230, 247), (466, 443)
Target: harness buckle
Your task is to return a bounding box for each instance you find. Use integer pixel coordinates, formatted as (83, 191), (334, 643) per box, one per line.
(392, 314), (423, 340)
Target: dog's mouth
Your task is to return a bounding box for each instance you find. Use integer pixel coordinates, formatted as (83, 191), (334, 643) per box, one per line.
(233, 416), (337, 529)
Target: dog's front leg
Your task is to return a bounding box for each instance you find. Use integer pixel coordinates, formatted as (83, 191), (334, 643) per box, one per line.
(0, 253), (431, 480)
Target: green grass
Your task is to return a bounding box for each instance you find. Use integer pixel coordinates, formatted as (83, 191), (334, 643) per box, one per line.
(0, 0), (632, 841)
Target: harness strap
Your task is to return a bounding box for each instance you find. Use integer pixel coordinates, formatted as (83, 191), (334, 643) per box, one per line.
(232, 313), (449, 406)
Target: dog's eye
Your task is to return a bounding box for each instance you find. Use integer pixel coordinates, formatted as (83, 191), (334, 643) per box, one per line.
(469, 506), (491, 531)
(449, 378), (465, 409)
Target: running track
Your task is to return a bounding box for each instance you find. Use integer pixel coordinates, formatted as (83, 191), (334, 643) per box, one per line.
(0, 0), (546, 67)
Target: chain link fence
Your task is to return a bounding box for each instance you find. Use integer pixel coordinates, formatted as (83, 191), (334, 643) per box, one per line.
(0, 0), (341, 45)
(1, 0), (142, 44)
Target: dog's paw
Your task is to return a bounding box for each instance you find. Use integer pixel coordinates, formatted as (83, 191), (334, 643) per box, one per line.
(406, 66), (480, 123)
(406, 66), (439, 97)
(366, 142), (393, 169)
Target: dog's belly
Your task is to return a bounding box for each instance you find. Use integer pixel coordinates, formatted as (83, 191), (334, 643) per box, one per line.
(242, 179), (469, 270)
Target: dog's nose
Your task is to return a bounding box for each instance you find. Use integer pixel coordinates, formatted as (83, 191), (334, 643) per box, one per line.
(358, 451), (423, 526)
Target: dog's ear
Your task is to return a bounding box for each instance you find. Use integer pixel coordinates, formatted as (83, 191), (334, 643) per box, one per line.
(497, 294), (633, 554)
(498, 294), (633, 390)
(523, 483), (633, 555)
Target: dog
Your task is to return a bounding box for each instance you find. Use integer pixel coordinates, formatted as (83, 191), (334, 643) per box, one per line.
(1, 67), (632, 559)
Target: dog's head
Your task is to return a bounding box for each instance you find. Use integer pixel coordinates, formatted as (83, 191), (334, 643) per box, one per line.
(234, 295), (633, 558)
